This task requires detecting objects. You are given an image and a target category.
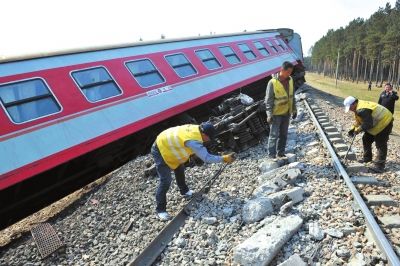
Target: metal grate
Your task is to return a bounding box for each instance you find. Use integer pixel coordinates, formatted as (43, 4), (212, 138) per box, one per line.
(31, 223), (64, 259)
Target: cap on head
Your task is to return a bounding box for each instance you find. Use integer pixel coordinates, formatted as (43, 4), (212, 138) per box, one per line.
(200, 122), (217, 140)
(343, 96), (357, 113)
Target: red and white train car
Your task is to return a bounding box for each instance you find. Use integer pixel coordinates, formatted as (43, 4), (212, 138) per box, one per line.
(0, 29), (304, 229)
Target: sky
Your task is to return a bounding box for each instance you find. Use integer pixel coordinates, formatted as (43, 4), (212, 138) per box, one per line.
(0, 0), (396, 59)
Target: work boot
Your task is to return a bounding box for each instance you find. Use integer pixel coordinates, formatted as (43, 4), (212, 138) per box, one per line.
(277, 152), (286, 158)
(370, 161), (385, 173)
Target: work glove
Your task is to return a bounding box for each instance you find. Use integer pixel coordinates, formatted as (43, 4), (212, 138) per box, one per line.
(347, 128), (355, 137)
(354, 127), (362, 135)
(222, 153), (236, 163)
(267, 116), (273, 124)
(291, 112), (297, 120)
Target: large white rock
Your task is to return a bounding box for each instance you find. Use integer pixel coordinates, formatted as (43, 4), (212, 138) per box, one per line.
(233, 215), (303, 266)
(268, 187), (305, 209)
(242, 197), (273, 224)
(252, 182), (280, 197)
(277, 254), (307, 266)
(259, 159), (279, 173)
(308, 222), (325, 241)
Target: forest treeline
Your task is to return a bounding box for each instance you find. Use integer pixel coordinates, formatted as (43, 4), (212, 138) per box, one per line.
(308, 1), (400, 89)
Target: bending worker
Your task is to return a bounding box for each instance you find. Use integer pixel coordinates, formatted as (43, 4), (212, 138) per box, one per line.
(151, 122), (235, 220)
(265, 61), (297, 158)
(344, 96), (393, 172)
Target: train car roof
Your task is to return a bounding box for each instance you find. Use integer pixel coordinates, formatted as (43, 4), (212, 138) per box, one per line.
(0, 28), (294, 64)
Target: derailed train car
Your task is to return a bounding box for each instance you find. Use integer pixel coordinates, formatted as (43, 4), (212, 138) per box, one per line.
(0, 28), (304, 229)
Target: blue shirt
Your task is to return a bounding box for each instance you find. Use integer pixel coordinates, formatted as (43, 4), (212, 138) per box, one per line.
(185, 140), (223, 163)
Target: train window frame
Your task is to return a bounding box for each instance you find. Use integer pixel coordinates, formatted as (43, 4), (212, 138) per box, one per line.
(277, 39), (287, 51)
(238, 43), (257, 60)
(164, 53), (198, 78)
(253, 41), (270, 57)
(218, 46), (241, 65)
(0, 77), (63, 124)
(70, 66), (123, 103)
(266, 40), (279, 53)
(125, 58), (166, 88)
(194, 49), (222, 70)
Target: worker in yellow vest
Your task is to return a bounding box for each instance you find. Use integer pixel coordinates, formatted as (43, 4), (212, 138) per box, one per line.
(265, 61), (297, 158)
(151, 122), (236, 220)
(344, 96), (393, 172)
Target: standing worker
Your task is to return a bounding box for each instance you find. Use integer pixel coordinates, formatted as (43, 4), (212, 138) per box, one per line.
(265, 61), (297, 158)
(151, 122), (236, 220)
(344, 96), (393, 172)
(378, 83), (398, 114)
(368, 81), (372, 91)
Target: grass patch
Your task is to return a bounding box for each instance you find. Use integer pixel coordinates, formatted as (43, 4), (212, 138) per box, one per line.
(306, 72), (400, 133)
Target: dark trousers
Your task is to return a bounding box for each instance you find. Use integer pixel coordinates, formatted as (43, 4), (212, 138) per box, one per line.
(362, 121), (393, 164)
(267, 114), (290, 157)
(151, 143), (189, 212)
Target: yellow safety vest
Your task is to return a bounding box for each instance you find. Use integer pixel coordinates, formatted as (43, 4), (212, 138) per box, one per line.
(156, 125), (203, 169)
(271, 77), (294, 115)
(353, 100), (393, 136)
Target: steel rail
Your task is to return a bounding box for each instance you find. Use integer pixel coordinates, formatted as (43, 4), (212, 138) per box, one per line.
(129, 163), (228, 266)
(304, 99), (400, 266)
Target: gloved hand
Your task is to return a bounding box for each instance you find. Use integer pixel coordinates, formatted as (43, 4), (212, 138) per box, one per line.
(291, 112), (297, 120)
(354, 127), (362, 135)
(348, 128), (355, 137)
(222, 153), (236, 163)
(267, 116), (273, 124)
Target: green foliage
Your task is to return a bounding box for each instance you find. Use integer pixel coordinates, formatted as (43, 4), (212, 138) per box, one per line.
(311, 2), (400, 87)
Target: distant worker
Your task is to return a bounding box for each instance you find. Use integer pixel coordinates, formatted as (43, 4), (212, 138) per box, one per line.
(265, 61), (297, 158)
(344, 96), (393, 172)
(368, 81), (372, 91)
(378, 83), (398, 114)
(151, 123), (235, 220)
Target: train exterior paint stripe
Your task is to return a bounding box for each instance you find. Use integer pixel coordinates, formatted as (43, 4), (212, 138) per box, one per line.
(0, 53), (297, 180)
(0, 32), (277, 77)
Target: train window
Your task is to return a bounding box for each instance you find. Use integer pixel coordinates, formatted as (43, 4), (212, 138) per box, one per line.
(267, 40), (279, 53)
(277, 39), (287, 50)
(218, 46), (241, 65)
(238, 44), (257, 60)
(71, 67), (122, 103)
(126, 59), (165, 88)
(0, 78), (61, 123)
(253, 41), (270, 56)
(195, 49), (221, 70)
(165, 53), (197, 78)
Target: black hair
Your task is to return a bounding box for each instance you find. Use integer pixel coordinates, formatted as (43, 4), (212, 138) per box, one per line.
(282, 61), (294, 70)
(385, 83), (392, 88)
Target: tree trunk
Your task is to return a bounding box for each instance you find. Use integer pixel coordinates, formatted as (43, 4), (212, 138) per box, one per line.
(363, 58), (368, 82)
(369, 59), (375, 83)
(356, 54), (361, 84)
(352, 50), (357, 82)
(379, 64), (384, 87)
(391, 59), (397, 84)
(397, 57), (400, 90)
(375, 54), (380, 86)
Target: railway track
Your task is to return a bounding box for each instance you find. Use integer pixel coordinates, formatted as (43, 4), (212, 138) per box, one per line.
(304, 97), (400, 266)
(130, 164), (228, 266)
